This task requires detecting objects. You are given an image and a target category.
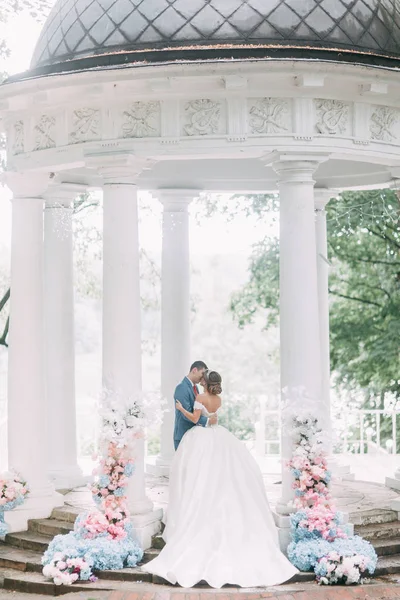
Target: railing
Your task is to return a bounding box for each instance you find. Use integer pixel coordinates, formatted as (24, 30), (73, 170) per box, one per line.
(255, 405), (400, 456)
(341, 409), (400, 455)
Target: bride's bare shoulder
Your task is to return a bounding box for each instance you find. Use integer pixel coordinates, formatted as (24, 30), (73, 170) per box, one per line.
(195, 393), (206, 403)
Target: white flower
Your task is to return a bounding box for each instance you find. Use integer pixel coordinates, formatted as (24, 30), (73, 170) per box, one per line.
(346, 567), (361, 584)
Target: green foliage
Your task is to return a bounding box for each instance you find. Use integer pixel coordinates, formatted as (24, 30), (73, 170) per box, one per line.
(230, 237), (279, 329)
(218, 395), (257, 441)
(0, 0), (52, 75)
(327, 189), (400, 398)
(205, 189), (400, 400)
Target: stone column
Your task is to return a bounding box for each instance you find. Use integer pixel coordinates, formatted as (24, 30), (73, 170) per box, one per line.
(44, 183), (85, 489)
(6, 172), (62, 533)
(271, 154), (325, 549)
(149, 190), (196, 477)
(315, 190), (333, 446)
(315, 190), (354, 481)
(93, 154), (162, 549)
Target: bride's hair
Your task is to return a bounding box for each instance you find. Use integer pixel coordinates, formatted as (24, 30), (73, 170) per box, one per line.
(204, 370), (222, 395)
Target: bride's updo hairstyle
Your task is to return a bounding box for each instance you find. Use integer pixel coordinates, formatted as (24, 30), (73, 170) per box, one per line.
(204, 370), (222, 395)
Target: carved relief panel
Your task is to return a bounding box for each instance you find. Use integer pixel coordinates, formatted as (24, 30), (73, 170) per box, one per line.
(247, 98), (291, 135)
(69, 108), (101, 144)
(314, 99), (351, 136)
(370, 105), (400, 142)
(120, 101), (161, 138)
(33, 114), (56, 150)
(182, 99), (226, 136)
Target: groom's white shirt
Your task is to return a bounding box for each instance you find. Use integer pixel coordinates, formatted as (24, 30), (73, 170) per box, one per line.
(185, 377), (209, 426)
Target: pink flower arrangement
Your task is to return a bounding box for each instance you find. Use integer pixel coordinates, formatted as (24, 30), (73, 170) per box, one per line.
(78, 440), (135, 543)
(0, 471), (29, 507)
(287, 416), (332, 510)
(298, 505), (347, 542)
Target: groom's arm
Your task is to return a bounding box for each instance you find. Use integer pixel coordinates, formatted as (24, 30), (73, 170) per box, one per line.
(175, 385), (208, 427)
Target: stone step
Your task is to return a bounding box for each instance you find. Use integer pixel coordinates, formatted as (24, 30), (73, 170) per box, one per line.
(0, 541), (158, 575)
(372, 537), (400, 557)
(1, 569), (117, 596)
(4, 531), (53, 553)
(349, 508), (399, 526)
(96, 567), (152, 583)
(140, 548), (160, 564)
(354, 520), (400, 541)
(375, 553), (400, 576)
(288, 572), (315, 583)
(0, 545), (43, 573)
(28, 518), (74, 537)
(50, 507), (81, 524)
(151, 533), (165, 550)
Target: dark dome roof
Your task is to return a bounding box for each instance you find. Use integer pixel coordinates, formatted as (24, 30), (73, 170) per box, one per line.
(30, 0), (400, 75)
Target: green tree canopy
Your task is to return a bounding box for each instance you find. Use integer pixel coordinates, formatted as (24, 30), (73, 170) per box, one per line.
(206, 189), (400, 400)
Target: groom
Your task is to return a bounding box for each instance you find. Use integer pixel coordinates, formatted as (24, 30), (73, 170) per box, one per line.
(173, 360), (218, 450)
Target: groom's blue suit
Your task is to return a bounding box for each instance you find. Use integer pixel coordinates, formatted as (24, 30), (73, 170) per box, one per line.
(173, 377), (208, 450)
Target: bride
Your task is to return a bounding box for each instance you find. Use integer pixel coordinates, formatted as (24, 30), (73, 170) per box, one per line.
(145, 370), (297, 588)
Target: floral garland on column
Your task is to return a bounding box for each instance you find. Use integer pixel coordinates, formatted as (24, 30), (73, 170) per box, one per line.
(0, 471), (29, 537)
(286, 410), (378, 585)
(42, 391), (162, 586)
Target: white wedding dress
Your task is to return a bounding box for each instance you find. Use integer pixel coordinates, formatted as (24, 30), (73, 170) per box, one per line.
(145, 402), (297, 588)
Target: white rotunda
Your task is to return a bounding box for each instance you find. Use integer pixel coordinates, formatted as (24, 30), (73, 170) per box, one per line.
(1, 0), (400, 549)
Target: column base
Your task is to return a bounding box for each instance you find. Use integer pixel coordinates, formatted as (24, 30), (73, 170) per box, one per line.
(4, 485), (64, 534)
(146, 455), (171, 478)
(389, 497), (400, 515)
(48, 465), (89, 491)
(386, 469), (400, 492)
(131, 508), (163, 551)
(330, 458), (355, 481)
(272, 510), (292, 553)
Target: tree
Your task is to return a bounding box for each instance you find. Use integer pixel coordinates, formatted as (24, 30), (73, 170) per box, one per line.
(0, 193), (161, 349)
(201, 189), (400, 401)
(327, 189), (400, 400)
(0, 0), (52, 81)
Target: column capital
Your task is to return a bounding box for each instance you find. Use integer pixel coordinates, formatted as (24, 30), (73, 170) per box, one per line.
(314, 188), (338, 211)
(44, 182), (86, 208)
(153, 188), (202, 211)
(3, 171), (52, 198)
(264, 152), (330, 185)
(85, 152), (155, 185)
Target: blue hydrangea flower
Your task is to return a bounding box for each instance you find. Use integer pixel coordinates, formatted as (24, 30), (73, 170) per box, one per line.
(124, 464), (135, 477)
(98, 475), (110, 488)
(0, 513), (7, 537)
(288, 535), (377, 573)
(42, 517), (144, 575)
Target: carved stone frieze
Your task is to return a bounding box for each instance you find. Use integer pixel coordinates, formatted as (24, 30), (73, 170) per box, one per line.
(13, 120), (24, 155)
(183, 99), (222, 136)
(69, 108), (101, 144)
(315, 99), (350, 135)
(248, 98), (290, 135)
(34, 115), (56, 150)
(370, 106), (399, 142)
(121, 101), (161, 138)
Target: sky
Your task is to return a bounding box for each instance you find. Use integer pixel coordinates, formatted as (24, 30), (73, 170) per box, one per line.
(0, 11), (277, 259)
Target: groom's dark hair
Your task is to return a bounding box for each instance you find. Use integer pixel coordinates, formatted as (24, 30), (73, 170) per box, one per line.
(190, 360), (208, 372)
